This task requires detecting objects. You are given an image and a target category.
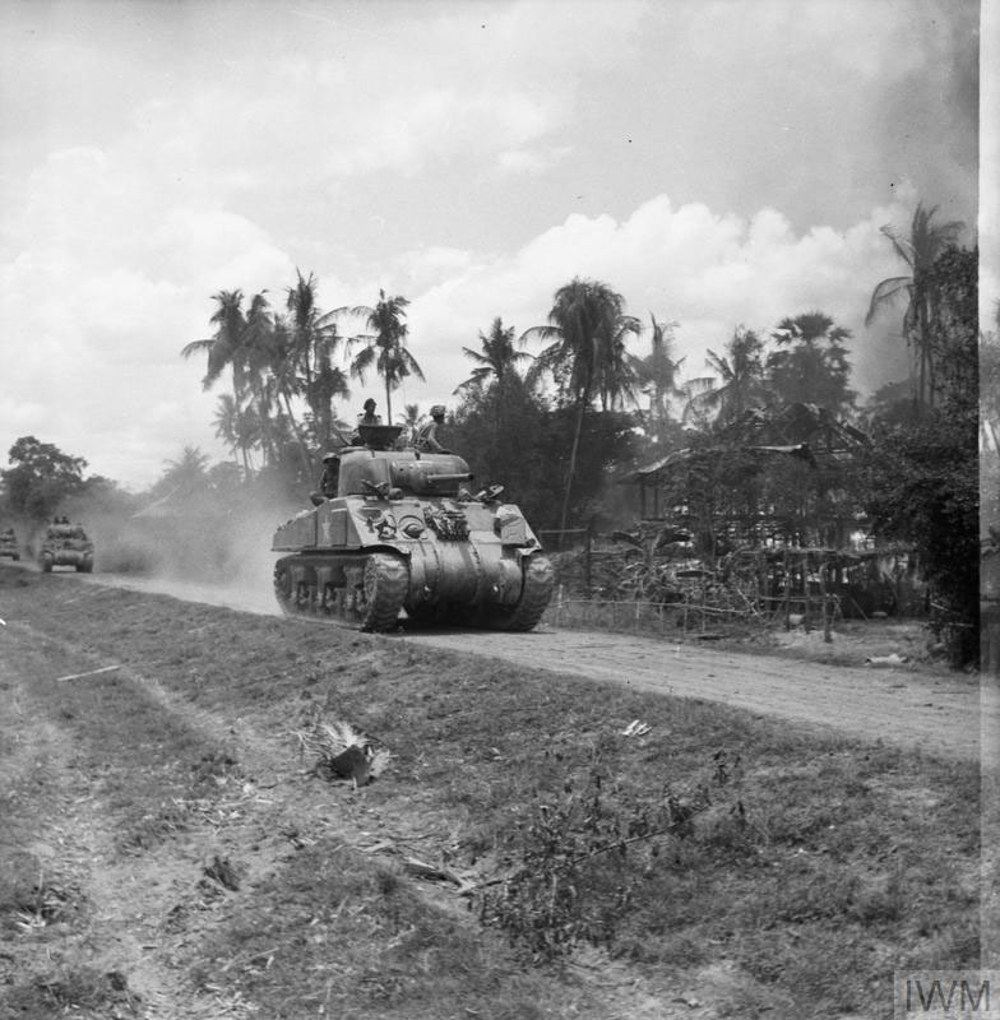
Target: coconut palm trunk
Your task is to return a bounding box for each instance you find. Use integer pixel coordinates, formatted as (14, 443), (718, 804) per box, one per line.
(560, 395), (589, 536)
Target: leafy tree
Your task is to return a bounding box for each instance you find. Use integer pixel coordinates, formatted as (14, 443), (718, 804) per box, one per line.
(858, 379), (919, 431)
(766, 311), (855, 415)
(450, 382), (551, 524)
(865, 203), (964, 410)
(864, 410), (977, 664)
(450, 392), (638, 536)
(982, 307), (1000, 453)
(862, 245), (979, 666)
(155, 446), (212, 499)
(982, 305), (1000, 565)
(207, 461), (244, 498)
(922, 246), (977, 404)
(1, 436), (89, 520)
(455, 317), (535, 471)
(683, 326), (768, 430)
(522, 278), (640, 532)
(345, 289), (424, 424)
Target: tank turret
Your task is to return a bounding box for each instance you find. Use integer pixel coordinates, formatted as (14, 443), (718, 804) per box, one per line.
(271, 426), (553, 632)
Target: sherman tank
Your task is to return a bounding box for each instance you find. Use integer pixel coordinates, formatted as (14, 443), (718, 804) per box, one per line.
(0, 527), (20, 561)
(271, 424), (554, 632)
(39, 521), (95, 573)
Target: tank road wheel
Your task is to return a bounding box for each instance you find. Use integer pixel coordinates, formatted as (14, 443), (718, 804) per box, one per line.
(356, 553), (409, 633)
(273, 558), (296, 615)
(488, 555), (554, 632)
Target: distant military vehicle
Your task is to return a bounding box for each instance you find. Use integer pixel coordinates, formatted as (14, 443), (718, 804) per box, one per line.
(0, 527), (20, 561)
(271, 424), (553, 632)
(39, 521), (95, 573)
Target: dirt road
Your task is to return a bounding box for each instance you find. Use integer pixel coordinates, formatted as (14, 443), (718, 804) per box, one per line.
(89, 571), (992, 764)
(405, 627), (989, 762)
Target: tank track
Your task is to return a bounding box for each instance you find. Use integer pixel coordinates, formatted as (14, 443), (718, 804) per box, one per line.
(273, 552), (409, 633)
(358, 553), (409, 632)
(488, 554), (554, 632)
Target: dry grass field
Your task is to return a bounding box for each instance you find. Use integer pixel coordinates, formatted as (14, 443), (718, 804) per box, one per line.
(0, 564), (984, 1019)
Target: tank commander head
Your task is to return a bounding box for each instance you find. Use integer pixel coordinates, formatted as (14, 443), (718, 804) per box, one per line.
(415, 404), (447, 453)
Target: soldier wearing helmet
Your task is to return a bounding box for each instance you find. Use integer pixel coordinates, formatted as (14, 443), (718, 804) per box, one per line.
(349, 398), (383, 444)
(415, 404), (447, 453)
(310, 450), (341, 505)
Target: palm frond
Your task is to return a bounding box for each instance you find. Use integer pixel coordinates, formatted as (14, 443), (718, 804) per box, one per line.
(864, 277), (912, 326)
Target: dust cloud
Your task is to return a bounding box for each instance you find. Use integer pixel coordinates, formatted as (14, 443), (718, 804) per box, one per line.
(57, 487), (301, 616)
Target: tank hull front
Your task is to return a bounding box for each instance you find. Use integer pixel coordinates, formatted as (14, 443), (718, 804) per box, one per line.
(271, 492), (553, 631)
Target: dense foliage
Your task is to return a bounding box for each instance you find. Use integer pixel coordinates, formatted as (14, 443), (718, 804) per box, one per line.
(861, 246), (979, 665)
(0, 436), (118, 522)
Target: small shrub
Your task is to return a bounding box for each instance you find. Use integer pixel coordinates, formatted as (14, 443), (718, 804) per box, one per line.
(476, 749), (750, 963)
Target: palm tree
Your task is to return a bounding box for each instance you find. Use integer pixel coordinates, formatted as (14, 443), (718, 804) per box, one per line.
(344, 290), (424, 424)
(181, 289), (252, 400)
(160, 446), (211, 497)
(634, 314), (684, 442)
(400, 403), (424, 446)
(455, 317), (534, 472)
(865, 202), (964, 409)
(260, 312), (322, 476)
(182, 289), (280, 466)
(212, 393), (260, 480)
(522, 277), (640, 532)
(455, 317), (532, 394)
(684, 326), (767, 429)
(766, 311), (854, 414)
(285, 269), (349, 448)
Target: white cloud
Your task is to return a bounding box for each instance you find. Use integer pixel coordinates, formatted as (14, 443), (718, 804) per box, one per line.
(0, 0), (978, 491)
(496, 146), (572, 176)
(404, 193), (915, 410)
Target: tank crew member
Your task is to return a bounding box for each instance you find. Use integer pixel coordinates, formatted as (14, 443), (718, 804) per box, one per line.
(415, 405), (447, 453)
(350, 398), (383, 444)
(310, 451), (341, 506)
(359, 398), (382, 427)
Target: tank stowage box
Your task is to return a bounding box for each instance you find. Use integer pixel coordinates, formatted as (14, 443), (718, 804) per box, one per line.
(271, 425), (553, 632)
(39, 523), (95, 573)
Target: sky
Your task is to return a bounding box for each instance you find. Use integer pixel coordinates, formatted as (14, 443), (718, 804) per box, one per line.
(0, 0), (990, 493)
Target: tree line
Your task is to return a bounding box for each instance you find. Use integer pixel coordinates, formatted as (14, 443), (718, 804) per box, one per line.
(173, 205), (968, 514)
(0, 203), (983, 664)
